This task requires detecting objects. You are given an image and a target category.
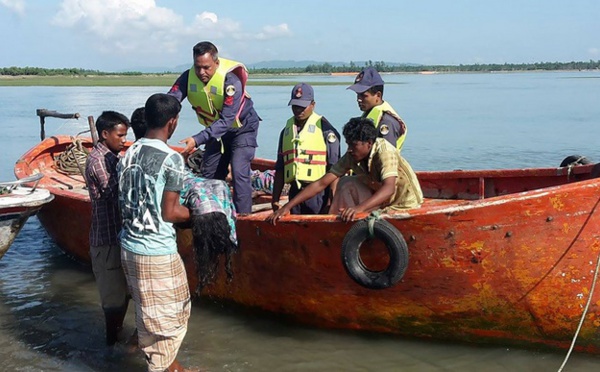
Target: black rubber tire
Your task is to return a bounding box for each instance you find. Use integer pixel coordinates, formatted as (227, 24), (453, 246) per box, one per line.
(560, 155), (591, 167)
(341, 219), (408, 289)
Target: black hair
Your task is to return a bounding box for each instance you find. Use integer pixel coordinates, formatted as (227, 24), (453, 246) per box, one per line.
(144, 93), (181, 130)
(130, 107), (146, 140)
(193, 41), (219, 61)
(366, 84), (384, 96)
(342, 117), (378, 143)
(95, 111), (130, 140)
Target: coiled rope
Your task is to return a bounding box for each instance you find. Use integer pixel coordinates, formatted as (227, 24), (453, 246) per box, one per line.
(55, 137), (89, 175)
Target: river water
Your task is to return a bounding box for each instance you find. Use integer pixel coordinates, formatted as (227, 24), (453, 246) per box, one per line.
(1, 71), (600, 371)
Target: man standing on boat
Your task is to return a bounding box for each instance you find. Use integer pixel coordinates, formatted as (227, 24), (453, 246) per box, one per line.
(118, 93), (192, 372)
(347, 67), (408, 151)
(83, 111), (131, 346)
(168, 41), (260, 214)
(271, 83), (341, 214)
(267, 117), (423, 224)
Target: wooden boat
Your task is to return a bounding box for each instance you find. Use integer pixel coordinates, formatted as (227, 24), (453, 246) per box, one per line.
(0, 174), (54, 259)
(15, 134), (600, 354)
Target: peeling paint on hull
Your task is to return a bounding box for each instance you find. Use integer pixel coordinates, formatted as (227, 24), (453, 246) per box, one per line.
(15, 135), (600, 353)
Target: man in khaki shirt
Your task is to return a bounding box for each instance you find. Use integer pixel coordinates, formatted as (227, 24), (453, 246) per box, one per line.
(267, 117), (423, 223)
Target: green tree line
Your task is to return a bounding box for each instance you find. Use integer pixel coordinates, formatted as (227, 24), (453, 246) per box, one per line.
(252, 60), (600, 74)
(0, 67), (143, 76)
(2, 60), (599, 76)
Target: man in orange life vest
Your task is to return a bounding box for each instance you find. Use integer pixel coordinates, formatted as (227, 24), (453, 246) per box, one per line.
(168, 41), (260, 214)
(271, 83), (340, 214)
(347, 67), (408, 151)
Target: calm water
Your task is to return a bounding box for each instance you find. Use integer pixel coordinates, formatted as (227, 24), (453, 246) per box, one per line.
(1, 71), (600, 371)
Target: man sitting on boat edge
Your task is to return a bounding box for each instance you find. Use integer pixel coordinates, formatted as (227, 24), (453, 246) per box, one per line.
(267, 117), (423, 224)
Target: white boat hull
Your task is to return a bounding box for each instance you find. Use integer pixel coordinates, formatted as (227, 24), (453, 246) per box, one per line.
(0, 176), (54, 259)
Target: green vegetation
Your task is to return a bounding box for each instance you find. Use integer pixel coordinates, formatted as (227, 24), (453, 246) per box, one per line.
(251, 60), (600, 74)
(0, 75), (352, 87)
(1, 60), (598, 86)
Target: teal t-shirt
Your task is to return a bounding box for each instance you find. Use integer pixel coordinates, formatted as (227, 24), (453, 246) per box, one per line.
(118, 138), (185, 256)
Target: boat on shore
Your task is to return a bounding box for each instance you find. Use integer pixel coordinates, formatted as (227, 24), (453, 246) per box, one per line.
(0, 174), (54, 259)
(14, 133), (600, 354)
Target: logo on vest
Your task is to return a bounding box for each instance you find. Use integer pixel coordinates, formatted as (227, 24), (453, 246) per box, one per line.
(190, 84), (197, 93)
(379, 124), (390, 136)
(226, 85), (236, 96)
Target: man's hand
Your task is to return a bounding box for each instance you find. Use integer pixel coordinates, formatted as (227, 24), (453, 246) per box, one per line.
(179, 137), (197, 156)
(271, 201), (281, 212)
(337, 206), (366, 222)
(266, 206), (290, 226)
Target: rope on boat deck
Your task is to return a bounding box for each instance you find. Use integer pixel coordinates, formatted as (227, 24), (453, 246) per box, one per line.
(557, 240), (600, 371)
(55, 137), (89, 175)
(366, 210), (382, 239)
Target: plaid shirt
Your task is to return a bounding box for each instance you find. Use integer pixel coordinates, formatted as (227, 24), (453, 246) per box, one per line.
(84, 141), (121, 246)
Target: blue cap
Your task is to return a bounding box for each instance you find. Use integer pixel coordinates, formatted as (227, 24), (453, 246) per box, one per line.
(288, 83), (314, 107)
(347, 67), (385, 93)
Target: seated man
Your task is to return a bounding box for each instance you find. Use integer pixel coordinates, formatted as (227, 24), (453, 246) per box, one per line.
(267, 117), (423, 224)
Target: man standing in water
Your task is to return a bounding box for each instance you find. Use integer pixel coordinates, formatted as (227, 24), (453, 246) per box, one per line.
(168, 41), (260, 214)
(347, 67), (408, 151)
(118, 93), (192, 372)
(83, 111), (131, 347)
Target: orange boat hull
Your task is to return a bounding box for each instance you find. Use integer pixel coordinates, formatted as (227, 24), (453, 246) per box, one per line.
(15, 135), (600, 353)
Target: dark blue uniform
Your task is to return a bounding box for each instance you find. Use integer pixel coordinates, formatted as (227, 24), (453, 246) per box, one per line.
(168, 70), (259, 214)
(368, 110), (406, 148)
(275, 117), (340, 214)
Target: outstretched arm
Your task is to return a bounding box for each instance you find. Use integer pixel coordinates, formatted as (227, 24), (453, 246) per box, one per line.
(266, 172), (338, 225)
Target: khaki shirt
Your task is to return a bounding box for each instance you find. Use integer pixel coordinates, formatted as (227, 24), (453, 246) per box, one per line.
(330, 138), (423, 209)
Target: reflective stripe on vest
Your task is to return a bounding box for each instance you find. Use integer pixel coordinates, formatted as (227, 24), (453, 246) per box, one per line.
(281, 113), (327, 183)
(365, 101), (408, 151)
(187, 58), (249, 128)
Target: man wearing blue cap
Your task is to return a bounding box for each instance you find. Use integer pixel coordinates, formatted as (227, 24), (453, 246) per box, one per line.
(347, 67), (407, 151)
(271, 83), (341, 214)
(168, 41), (260, 214)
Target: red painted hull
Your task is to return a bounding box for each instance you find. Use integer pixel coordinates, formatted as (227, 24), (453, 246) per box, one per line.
(15, 135), (600, 353)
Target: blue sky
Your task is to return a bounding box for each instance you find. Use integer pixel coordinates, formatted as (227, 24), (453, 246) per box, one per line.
(1, 0), (599, 71)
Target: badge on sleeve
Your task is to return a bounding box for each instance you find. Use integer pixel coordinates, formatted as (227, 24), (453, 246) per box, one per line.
(226, 85), (236, 96)
(327, 132), (337, 143)
(379, 124), (390, 136)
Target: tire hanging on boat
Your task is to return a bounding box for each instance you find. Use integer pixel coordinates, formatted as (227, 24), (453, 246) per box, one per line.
(559, 155), (591, 167)
(341, 219), (408, 290)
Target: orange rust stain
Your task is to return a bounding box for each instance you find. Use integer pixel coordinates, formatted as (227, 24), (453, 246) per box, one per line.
(562, 223), (570, 234)
(550, 196), (565, 211)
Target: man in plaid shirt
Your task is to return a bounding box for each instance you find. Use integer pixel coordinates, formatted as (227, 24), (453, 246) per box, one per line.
(83, 110), (131, 346)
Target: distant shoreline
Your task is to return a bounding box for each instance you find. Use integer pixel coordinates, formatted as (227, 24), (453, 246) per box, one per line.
(0, 69), (598, 87)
